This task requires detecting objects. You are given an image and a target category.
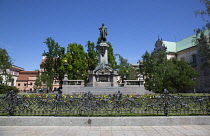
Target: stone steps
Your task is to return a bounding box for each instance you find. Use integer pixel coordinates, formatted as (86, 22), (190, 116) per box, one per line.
(68, 86), (153, 95)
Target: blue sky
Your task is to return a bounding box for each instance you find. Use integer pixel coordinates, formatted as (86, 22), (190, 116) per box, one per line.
(0, 0), (206, 71)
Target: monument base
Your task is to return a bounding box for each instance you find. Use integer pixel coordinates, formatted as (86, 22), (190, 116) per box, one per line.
(88, 70), (118, 87)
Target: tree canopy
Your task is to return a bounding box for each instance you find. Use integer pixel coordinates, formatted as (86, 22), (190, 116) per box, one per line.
(66, 43), (88, 81)
(86, 41), (98, 71)
(107, 42), (117, 70)
(0, 48), (12, 85)
(194, 0), (210, 69)
(142, 51), (199, 93)
(115, 54), (135, 80)
(41, 37), (65, 91)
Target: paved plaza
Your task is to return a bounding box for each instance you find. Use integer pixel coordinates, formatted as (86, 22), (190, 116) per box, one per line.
(0, 125), (210, 136)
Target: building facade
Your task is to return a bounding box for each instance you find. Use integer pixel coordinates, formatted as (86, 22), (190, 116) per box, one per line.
(0, 65), (24, 86)
(154, 32), (210, 93)
(40, 56), (60, 91)
(16, 71), (39, 92)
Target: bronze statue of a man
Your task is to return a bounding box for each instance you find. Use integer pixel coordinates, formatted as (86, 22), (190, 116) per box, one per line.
(99, 23), (108, 42)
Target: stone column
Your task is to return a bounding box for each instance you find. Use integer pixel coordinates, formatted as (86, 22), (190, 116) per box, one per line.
(112, 71), (118, 87)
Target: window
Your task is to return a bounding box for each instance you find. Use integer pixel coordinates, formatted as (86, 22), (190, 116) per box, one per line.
(18, 83), (20, 86)
(24, 83), (27, 86)
(192, 54), (196, 63)
(181, 57), (185, 61)
(30, 82), (33, 86)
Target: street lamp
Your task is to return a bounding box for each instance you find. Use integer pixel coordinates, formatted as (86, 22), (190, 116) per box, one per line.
(193, 77), (196, 93)
(138, 60), (144, 86)
(126, 70), (128, 80)
(63, 60), (68, 85)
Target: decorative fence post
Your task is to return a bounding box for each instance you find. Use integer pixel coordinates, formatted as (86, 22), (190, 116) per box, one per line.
(163, 89), (169, 116)
(2, 90), (18, 116)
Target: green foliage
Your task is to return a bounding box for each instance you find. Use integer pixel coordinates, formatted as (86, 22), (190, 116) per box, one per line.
(0, 84), (19, 94)
(116, 54), (135, 80)
(67, 43), (88, 81)
(195, 0), (210, 20)
(107, 42), (117, 70)
(34, 73), (42, 90)
(41, 37), (65, 91)
(170, 59), (199, 91)
(86, 41), (98, 71)
(0, 48), (13, 85)
(142, 51), (199, 93)
(194, 0), (210, 69)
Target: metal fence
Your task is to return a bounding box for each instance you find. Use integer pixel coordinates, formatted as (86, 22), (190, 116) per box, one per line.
(0, 90), (209, 116)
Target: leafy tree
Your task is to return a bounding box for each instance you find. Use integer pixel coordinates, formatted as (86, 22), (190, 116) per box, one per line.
(34, 73), (42, 90)
(66, 43), (88, 81)
(86, 41), (98, 71)
(194, 0), (210, 69)
(116, 54), (135, 80)
(142, 51), (199, 93)
(107, 42), (117, 70)
(195, 0), (210, 21)
(41, 37), (65, 91)
(170, 58), (199, 91)
(0, 48), (12, 85)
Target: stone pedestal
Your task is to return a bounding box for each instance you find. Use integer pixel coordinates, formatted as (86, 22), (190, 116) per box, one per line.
(88, 70), (118, 87)
(96, 42), (109, 64)
(88, 42), (118, 87)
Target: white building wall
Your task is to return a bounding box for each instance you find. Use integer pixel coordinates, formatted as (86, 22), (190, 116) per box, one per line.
(177, 49), (197, 63)
(166, 54), (176, 60)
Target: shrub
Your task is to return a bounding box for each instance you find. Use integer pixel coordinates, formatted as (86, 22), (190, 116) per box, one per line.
(0, 84), (19, 94)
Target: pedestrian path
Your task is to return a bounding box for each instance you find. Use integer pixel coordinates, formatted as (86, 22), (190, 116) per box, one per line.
(0, 125), (210, 136)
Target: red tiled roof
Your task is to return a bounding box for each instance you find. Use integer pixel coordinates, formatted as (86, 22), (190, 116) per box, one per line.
(17, 71), (39, 81)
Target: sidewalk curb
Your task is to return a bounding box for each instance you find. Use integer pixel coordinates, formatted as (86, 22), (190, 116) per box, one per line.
(0, 116), (210, 126)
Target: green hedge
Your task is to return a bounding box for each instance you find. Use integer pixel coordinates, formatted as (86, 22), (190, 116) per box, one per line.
(0, 84), (19, 94)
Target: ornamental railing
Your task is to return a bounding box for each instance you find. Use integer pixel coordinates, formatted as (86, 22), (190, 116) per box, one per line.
(0, 90), (209, 116)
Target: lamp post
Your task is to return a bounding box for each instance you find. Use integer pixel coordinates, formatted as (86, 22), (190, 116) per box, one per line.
(193, 77), (196, 94)
(58, 47), (65, 90)
(138, 60), (144, 86)
(63, 60), (68, 85)
(126, 70), (128, 80)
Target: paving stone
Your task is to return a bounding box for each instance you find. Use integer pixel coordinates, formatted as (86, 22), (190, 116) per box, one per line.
(124, 130), (136, 136)
(134, 131), (149, 136)
(88, 130), (100, 136)
(131, 126), (144, 131)
(168, 130), (185, 136)
(27, 130), (45, 136)
(101, 126), (112, 130)
(1, 125), (210, 136)
(200, 125), (210, 129)
(189, 129), (209, 136)
(111, 126), (122, 131)
(66, 131), (78, 136)
(76, 130), (88, 136)
(142, 126), (155, 131)
(101, 130), (112, 136)
(156, 131), (174, 136)
(122, 126), (133, 131)
(162, 126), (177, 132)
(112, 130), (124, 136)
(89, 126), (101, 131)
(152, 126), (166, 131)
(144, 130), (161, 136)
